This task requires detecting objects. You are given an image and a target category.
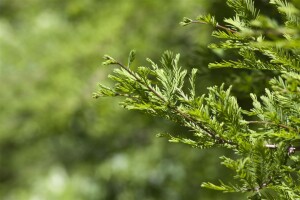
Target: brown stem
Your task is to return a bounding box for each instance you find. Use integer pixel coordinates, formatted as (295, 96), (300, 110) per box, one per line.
(190, 20), (237, 33)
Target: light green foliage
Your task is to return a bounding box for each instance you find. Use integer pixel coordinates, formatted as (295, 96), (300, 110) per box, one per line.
(97, 0), (300, 199)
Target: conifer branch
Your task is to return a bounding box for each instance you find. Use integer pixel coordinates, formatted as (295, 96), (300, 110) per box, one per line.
(113, 61), (237, 146)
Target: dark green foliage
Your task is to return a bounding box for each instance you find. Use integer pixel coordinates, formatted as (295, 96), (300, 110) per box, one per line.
(96, 0), (300, 199)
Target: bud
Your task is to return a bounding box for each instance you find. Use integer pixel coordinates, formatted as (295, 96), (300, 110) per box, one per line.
(102, 55), (117, 65)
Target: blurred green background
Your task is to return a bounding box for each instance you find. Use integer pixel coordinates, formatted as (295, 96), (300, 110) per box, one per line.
(0, 0), (272, 199)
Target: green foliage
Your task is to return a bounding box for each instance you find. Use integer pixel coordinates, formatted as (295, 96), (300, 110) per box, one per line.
(97, 0), (300, 199)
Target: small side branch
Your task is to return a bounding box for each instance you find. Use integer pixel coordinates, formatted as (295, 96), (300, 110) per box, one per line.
(247, 120), (295, 131)
(190, 20), (237, 33)
(265, 144), (300, 155)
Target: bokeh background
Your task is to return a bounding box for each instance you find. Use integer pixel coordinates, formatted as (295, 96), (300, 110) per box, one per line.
(0, 0), (275, 199)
